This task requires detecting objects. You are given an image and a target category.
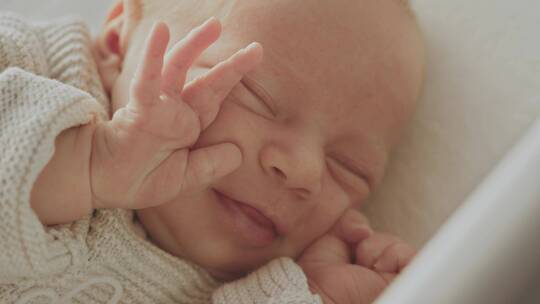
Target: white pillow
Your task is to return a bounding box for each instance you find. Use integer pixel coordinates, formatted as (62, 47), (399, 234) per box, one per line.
(364, 0), (540, 247)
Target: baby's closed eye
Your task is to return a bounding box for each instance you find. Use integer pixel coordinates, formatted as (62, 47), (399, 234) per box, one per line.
(326, 157), (371, 199)
(227, 80), (275, 118)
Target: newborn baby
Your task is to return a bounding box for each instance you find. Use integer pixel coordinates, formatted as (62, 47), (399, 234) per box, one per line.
(0, 0), (424, 303)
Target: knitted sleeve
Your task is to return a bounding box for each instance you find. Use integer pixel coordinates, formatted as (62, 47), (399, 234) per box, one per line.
(0, 67), (104, 283)
(212, 257), (323, 304)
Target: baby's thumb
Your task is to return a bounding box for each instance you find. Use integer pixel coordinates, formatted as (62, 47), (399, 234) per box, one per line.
(181, 143), (242, 192)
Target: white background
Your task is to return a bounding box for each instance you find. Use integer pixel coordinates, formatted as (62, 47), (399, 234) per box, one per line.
(0, 0), (110, 33)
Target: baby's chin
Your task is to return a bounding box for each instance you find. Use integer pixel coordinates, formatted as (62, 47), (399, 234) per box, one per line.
(179, 237), (277, 281)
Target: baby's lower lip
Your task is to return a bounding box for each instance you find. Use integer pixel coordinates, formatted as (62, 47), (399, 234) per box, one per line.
(215, 191), (277, 247)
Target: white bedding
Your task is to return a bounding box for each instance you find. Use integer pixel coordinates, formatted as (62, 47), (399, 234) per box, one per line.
(2, 0), (539, 248)
(364, 0), (540, 246)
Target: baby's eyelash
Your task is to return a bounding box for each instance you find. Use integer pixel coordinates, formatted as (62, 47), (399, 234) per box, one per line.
(327, 157), (371, 189)
(241, 79), (277, 116)
(229, 83), (275, 118)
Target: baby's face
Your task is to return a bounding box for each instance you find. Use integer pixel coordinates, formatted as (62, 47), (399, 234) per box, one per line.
(108, 0), (423, 280)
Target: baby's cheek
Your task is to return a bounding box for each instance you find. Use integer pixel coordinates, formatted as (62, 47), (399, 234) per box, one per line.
(299, 182), (351, 241)
(193, 102), (258, 149)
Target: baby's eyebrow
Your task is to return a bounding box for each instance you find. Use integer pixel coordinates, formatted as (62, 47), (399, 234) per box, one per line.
(241, 76), (278, 115)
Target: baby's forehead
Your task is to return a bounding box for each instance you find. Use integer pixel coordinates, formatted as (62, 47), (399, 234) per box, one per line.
(169, 0), (422, 143)
(218, 0), (421, 78)
(221, 0), (415, 37)
(195, 3), (418, 112)
(220, 2), (420, 103)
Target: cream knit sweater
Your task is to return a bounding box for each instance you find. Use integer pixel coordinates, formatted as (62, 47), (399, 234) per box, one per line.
(0, 12), (322, 304)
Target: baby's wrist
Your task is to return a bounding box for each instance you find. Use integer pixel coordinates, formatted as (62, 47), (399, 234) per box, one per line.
(74, 119), (99, 216)
(88, 120), (113, 210)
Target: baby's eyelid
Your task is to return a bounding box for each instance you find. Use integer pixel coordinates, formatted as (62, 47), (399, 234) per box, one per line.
(329, 157), (372, 189)
(228, 85), (274, 119)
(240, 79), (277, 116)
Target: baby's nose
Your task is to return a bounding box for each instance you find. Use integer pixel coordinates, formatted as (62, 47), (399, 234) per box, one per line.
(260, 143), (323, 198)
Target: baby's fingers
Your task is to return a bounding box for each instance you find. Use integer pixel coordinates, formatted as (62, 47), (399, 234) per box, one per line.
(372, 242), (415, 273)
(355, 233), (403, 269)
(180, 143), (242, 192)
(131, 22), (170, 105)
(333, 209), (373, 244)
(182, 42), (263, 130)
(161, 17), (222, 99)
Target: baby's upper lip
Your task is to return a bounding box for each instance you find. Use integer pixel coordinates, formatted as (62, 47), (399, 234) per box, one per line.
(214, 189), (286, 236)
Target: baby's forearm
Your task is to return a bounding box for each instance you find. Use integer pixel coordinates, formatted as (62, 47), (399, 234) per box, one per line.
(30, 122), (97, 226)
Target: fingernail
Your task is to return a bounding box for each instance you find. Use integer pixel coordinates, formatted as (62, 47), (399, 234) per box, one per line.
(153, 21), (164, 29)
(227, 144), (243, 172)
(202, 16), (218, 27)
(242, 42), (260, 54)
(373, 260), (383, 271)
(353, 223), (373, 235)
(247, 42), (258, 50)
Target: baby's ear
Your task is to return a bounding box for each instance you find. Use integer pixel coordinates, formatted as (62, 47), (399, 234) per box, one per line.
(94, 0), (142, 91)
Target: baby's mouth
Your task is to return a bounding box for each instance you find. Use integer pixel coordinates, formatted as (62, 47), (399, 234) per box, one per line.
(214, 190), (279, 247)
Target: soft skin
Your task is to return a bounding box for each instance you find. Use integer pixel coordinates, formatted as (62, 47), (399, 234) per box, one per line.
(94, 0), (424, 281)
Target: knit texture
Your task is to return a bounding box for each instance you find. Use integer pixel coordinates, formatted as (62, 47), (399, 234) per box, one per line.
(0, 12), (321, 304)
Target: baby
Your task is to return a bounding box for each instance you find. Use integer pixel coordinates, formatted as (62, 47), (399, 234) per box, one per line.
(0, 0), (424, 303)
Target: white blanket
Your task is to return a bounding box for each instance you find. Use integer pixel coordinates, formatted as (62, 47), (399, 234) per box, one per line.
(2, 0), (539, 248)
(364, 0), (540, 246)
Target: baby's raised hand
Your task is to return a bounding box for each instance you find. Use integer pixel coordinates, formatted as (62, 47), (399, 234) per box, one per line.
(90, 19), (263, 210)
(298, 209), (416, 304)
